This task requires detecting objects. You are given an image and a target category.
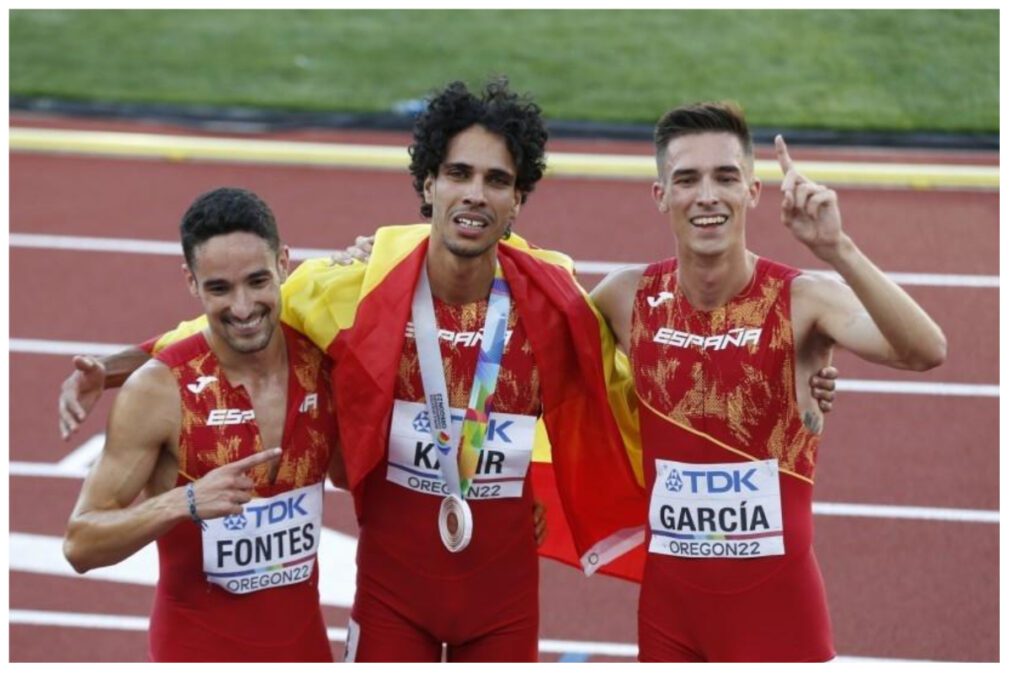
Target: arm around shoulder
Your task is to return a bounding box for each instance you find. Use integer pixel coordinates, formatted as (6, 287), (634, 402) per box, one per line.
(589, 264), (647, 353)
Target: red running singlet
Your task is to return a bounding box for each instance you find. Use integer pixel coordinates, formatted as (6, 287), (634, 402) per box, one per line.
(348, 296), (543, 662)
(631, 257), (834, 662)
(149, 325), (336, 662)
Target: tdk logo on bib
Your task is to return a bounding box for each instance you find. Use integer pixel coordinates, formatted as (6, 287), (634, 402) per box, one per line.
(388, 400), (535, 500)
(223, 514), (247, 531)
(648, 459), (785, 560)
(202, 482), (323, 595)
(245, 494), (308, 526)
(665, 469), (683, 492)
(413, 410), (431, 433)
(411, 409), (514, 443)
(679, 467), (760, 494)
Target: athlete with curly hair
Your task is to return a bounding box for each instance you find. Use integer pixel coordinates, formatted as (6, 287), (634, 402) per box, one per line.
(408, 78), (547, 222)
(336, 77), (566, 662)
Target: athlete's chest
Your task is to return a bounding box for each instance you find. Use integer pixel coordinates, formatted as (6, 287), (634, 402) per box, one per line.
(172, 345), (331, 489)
(396, 297), (541, 415)
(631, 265), (791, 372)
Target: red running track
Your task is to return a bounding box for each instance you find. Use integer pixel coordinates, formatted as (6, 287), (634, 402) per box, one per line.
(8, 114), (999, 662)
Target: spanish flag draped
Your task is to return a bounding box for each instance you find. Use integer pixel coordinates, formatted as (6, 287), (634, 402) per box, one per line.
(151, 225), (648, 581)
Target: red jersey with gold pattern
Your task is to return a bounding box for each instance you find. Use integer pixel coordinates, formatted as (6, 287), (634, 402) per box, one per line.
(149, 324), (335, 662)
(630, 257), (833, 662)
(354, 295), (543, 646)
(632, 256), (818, 481)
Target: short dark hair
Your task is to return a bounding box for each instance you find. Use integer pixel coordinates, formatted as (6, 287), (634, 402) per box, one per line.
(408, 77), (548, 218)
(180, 187), (280, 268)
(653, 102), (753, 177)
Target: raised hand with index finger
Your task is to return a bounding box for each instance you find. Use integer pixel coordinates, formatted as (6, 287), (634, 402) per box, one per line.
(776, 135), (846, 262)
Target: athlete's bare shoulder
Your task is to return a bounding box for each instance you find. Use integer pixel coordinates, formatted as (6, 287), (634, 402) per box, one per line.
(789, 270), (853, 344)
(113, 358), (181, 437)
(121, 357), (176, 395)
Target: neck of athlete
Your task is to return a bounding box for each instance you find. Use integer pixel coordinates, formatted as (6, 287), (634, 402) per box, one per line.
(676, 244), (757, 311)
(426, 241), (498, 305)
(208, 325), (289, 391)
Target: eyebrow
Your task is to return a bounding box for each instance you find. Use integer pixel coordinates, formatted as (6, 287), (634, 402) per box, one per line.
(671, 165), (742, 179)
(442, 161), (516, 181)
(201, 269), (271, 288)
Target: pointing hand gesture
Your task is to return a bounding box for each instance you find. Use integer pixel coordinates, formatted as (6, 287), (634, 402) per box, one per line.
(776, 135), (845, 261)
(187, 448), (282, 521)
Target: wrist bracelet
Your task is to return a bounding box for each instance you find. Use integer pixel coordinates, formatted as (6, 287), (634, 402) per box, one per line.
(186, 482), (207, 530)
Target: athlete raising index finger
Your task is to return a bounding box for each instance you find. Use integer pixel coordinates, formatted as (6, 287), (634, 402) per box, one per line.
(589, 102), (945, 662)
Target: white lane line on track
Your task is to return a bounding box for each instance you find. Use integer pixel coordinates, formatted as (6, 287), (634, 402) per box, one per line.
(11, 338), (133, 356)
(9, 608), (347, 644)
(9, 126), (999, 190)
(811, 502), (998, 524)
(9, 459), (997, 524)
(10, 337), (999, 398)
(10, 232), (1000, 288)
(834, 380), (998, 397)
(5, 609), (935, 661)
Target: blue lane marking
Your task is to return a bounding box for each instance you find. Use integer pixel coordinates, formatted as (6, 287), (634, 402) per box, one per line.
(558, 652), (591, 663)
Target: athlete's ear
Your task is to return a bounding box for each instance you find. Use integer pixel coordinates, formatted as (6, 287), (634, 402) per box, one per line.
(423, 174), (434, 205)
(183, 263), (199, 298)
(749, 176), (762, 209)
(652, 181), (669, 213)
(276, 245), (291, 283)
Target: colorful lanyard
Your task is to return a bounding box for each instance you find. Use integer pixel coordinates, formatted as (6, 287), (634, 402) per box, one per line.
(411, 258), (511, 497)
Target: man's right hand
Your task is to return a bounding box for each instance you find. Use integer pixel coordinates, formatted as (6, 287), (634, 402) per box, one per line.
(330, 235), (375, 266)
(188, 448), (282, 520)
(59, 355), (108, 440)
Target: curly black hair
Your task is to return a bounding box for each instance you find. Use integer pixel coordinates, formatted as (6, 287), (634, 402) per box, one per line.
(408, 77), (548, 218)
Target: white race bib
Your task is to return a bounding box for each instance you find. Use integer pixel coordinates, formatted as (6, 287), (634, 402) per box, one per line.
(201, 481), (323, 594)
(386, 400), (535, 500)
(648, 459), (784, 559)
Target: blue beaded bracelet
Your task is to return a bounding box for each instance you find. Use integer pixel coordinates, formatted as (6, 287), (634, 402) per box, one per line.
(186, 482), (207, 530)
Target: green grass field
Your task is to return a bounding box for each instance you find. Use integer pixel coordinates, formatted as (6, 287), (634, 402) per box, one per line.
(9, 9), (998, 133)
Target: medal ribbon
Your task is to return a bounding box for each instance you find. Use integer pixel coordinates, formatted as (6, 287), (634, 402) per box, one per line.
(412, 258), (511, 497)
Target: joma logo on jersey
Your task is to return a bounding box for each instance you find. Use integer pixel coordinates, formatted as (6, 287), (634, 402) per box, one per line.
(187, 376), (217, 394)
(647, 291), (674, 308)
(207, 409), (256, 426)
(654, 327), (762, 350)
(405, 322), (514, 348)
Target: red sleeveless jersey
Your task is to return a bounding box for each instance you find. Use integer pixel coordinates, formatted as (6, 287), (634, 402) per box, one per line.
(631, 257), (820, 590)
(355, 295), (542, 636)
(149, 324), (335, 661)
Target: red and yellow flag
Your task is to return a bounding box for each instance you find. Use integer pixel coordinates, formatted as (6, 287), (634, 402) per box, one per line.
(149, 224), (648, 580)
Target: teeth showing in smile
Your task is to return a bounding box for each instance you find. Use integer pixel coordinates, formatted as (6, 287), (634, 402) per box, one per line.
(691, 215), (729, 227)
(455, 216), (487, 229)
(229, 314), (263, 330)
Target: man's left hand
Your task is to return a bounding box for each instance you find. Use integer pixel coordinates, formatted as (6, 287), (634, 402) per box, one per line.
(776, 135), (845, 262)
